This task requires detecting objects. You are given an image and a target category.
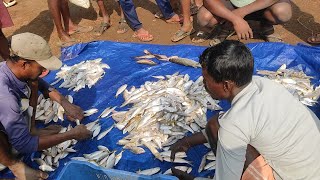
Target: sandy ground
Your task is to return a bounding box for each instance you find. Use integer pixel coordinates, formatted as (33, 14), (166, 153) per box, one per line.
(3, 0), (320, 56)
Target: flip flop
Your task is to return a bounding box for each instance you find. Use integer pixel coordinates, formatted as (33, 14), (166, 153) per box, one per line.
(171, 29), (195, 42)
(56, 38), (80, 47)
(209, 25), (235, 46)
(117, 18), (129, 34)
(191, 31), (210, 43)
(154, 11), (164, 19)
(307, 34), (320, 45)
(3, 0), (16, 7)
(132, 32), (153, 42)
(93, 22), (111, 36)
(263, 33), (283, 42)
(69, 25), (93, 35)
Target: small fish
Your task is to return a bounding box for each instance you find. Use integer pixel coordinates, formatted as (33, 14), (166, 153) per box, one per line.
(137, 167), (161, 175)
(135, 54), (156, 59)
(136, 59), (157, 65)
(116, 84), (128, 98)
(168, 56), (201, 68)
(97, 125), (114, 140)
(84, 108), (99, 117)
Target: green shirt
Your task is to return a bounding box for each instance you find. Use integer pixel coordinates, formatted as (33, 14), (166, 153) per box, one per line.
(230, 0), (255, 7)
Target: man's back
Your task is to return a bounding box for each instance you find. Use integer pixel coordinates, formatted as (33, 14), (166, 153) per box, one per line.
(217, 76), (320, 179)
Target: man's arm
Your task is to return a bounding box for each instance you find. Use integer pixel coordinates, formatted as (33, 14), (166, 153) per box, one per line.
(37, 78), (84, 121)
(203, 0), (253, 39)
(38, 124), (91, 150)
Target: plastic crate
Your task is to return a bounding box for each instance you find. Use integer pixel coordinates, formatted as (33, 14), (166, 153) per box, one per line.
(57, 161), (178, 180)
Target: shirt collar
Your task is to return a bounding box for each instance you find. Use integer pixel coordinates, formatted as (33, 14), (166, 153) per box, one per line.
(231, 81), (254, 105)
(0, 62), (29, 97)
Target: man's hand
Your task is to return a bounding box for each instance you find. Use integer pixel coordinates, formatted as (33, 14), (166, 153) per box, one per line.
(61, 99), (84, 122)
(170, 138), (191, 161)
(232, 17), (253, 40)
(70, 125), (92, 140)
(9, 161), (49, 180)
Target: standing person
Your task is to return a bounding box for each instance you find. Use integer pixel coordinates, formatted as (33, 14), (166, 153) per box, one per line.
(47, 0), (93, 47)
(0, 32), (92, 160)
(170, 40), (320, 180)
(171, 0), (203, 42)
(196, 0), (292, 46)
(93, 0), (111, 36)
(119, 0), (180, 42)
(0, 1), (13, 61)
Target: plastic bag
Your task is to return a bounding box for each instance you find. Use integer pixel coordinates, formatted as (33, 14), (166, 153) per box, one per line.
(69, 0), (90, 9)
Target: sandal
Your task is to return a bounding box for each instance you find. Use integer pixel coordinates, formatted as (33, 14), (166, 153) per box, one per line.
(3, 0), (16, 7)
(69, 25), (93, 35)
(191, 31), (210, 43)
(171, 29), (195, 42)
(93, 22), (111, 36)
(259, 23), (282, 42)
(132, 32), (153, 42)
(56, 38), (80, 47)
(263, 33), (283, 42)
(190, 4), (200, 16)
(307, 34), (320, 45)
(154, 11), (164, 19)
(117, 18), (129, 34)
(209, 25), (235, 46)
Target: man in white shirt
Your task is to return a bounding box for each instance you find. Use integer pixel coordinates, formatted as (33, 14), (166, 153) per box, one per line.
(170, 40), (320, 180)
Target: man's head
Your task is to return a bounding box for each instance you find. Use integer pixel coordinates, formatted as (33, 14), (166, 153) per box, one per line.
(200, 40), (254, 100)
(8, 32), (62, 80)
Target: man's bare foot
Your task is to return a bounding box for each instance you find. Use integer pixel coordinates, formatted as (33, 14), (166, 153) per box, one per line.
(67, 25), (93, 35)
(165, 14), (182, 24)
(9, 162), (48, 180)
(133, 28), (153, 42)
(181, 23), (193, 34)
(31, 125), (62, 136)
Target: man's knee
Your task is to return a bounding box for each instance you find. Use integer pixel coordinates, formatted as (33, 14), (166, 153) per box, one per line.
(269, 3), (292, 24)
(197, 7), (217, 27)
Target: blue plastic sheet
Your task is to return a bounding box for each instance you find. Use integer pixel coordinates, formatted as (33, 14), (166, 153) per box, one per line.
(0, 41), (319, 180)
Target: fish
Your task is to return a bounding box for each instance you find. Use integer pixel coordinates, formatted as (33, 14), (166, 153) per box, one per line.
(116, 84), (128, 98)
(168, 56), (201, 68)
(84, 108), (99, 117)
(137, 167), (161, 175)
(97, 125), (114, 140)
(136, 59), (157, 65)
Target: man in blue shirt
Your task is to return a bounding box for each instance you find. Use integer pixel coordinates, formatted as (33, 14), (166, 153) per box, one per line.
(0, 32), (92, 179)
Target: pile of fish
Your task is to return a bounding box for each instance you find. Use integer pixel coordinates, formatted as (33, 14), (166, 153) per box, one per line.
(71, 146), (123, 169)
(33, 125), (78, 172)
(35, 94), (73, 124)
(113, 72), (221, 160)
(51, 58), (110, 92)
(135, 50), (201, 68)
(197, 151), (216, 173)
(257, 64), (320, 106)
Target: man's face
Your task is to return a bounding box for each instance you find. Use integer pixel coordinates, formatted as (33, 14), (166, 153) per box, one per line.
(24, 60), (46, 80)
(202, 68), (228, 100)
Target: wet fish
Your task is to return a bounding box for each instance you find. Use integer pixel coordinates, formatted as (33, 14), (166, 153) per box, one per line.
(168, 56), (201, 68)
(136, 59), (157, 65)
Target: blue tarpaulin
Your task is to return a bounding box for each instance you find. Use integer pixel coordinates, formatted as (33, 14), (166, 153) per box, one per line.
(0, 41), (319, 179)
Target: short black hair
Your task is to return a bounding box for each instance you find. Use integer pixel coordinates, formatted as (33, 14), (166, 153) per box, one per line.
(200, 40), (254, 87)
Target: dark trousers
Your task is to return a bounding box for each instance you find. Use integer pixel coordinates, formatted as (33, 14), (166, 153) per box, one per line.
(119, 0), (175, 31)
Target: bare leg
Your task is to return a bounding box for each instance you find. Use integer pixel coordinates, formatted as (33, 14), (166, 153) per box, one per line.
(0, 30), (9, 61)
(0, 133), (48, 180)
(60, 0), (77, 34)
(47, 0), (72, 41)
(180, 0), (193, 32)
(263, 0), (292, 25)
(116, 2), (129, 34)
(97, 0), (110, 24)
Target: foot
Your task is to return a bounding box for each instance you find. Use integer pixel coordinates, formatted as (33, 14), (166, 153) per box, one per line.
(165, 14), (182, 24)
(191, 31), (210, 43)
(68, 25), (93, 35)
(133, 28), (153, 42)
(307, 34), (320, 44)
(93, 22), (111, 36)
(117, 18), (129, 34)
(154, 11), (164, 19)
(56, 35), (80, 47)
(9, 162), (49, 180)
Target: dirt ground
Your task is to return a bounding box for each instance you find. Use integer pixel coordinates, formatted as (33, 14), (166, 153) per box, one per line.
(3, 0), (320, 56)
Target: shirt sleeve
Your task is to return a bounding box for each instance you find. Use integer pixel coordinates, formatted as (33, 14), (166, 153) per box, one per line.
(214, 127), (248, 180)
(0, 97), (39, 153)
(38, 78), (54, 98)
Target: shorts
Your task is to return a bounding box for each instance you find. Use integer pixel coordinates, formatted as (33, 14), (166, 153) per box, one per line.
(0, 2), (14, 28)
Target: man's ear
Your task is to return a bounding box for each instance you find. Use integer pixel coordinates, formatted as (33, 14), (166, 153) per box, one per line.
(20, 60), (31, 69)
(223, 80), (234, 93)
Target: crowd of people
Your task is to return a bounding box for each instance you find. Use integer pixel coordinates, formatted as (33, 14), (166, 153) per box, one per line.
(0, 0), (320, 180)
